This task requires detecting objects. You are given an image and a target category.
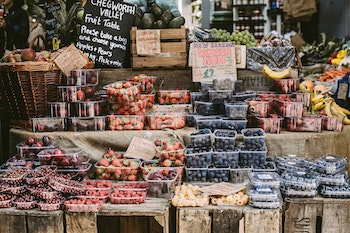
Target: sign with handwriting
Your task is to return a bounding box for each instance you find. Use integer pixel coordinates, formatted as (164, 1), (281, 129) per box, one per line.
(76, 0), (136, 67)
(136, 29), (161, 55)
(191, 42), (237, 82)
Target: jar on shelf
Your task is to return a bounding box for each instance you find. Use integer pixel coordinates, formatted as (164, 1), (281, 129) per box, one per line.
(252, 10), (260, 20)
(238, 10), (245, 20)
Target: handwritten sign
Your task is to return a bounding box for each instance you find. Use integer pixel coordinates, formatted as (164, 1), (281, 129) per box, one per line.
(45, 3), (61, 50)
(124, 137), (157, 160)
(191, 42), (237, 82)
(76, 0), (136, 67)
(235, 45), (246, 69)
(136, 29), (161, 55)
(54, 44), (89, 76)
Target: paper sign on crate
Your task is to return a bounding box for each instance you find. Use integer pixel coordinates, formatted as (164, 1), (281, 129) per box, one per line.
(124, 137), (157, 160)
(53, 44), (89, 76)
(191, 42), (237, 82)
(136, 29), (161, 55)
(235, 45), (246, 69)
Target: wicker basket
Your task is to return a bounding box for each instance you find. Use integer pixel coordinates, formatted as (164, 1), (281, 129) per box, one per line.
(0, 61), (63, 123)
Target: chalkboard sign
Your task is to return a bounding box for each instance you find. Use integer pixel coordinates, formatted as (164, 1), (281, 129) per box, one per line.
(45, 3), (61, 50)
(76, 0), (136, 68)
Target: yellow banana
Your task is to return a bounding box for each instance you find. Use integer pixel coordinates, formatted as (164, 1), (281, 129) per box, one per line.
(262, 65), (291, 80)
(311, 93), (325, 105)
(324, 98), (333, 116)
(313, 102), (325, 111)
(331, 101), (350, 115)
(343, 117), (350, 125)
(330, 101), (347, 117)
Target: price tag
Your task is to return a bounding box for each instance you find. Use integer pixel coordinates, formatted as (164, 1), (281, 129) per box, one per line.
(136, 29), (161, 55)
(337, 83), (348, 100)
(124, 137), (157, 160)
(191, 42), (237, 83)
(53, 44), (89, 77)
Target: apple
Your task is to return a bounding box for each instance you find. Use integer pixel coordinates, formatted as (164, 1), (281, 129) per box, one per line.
(21, 48), (36, 61)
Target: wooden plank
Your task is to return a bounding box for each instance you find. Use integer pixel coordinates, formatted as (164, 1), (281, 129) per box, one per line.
(26, 210), (64, 233)
(177, 208), (211, 233)
(65, 212), (97, 233)
(149, 217), (164, 233)
(132, 56), (187, 68)
(131, 41), (187, 55)
(0, 208), (26, 233)
(284, 202), (318, 233)
(119, 216), (149, 233)
(97, 216), (120, 233)
(212, 208), (243, 233)
(321, 202), (350, 233)
(99, 198), (170, 216)
(130, 26), (186, 41)
(244, 207), (281, 233)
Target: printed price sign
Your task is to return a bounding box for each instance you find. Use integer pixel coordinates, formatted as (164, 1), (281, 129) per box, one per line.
(76, 0), (136, 67)
(191, 42), (237, 82)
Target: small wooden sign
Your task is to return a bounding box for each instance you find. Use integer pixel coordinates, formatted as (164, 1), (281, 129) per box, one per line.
(191, 42), (237, 82)
(136, 29), (161, 55)
(124, 137), (157, 160)
(53, 44), (88, 76)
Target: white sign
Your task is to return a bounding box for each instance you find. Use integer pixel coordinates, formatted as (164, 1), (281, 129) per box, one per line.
(191, 42), (237, 82)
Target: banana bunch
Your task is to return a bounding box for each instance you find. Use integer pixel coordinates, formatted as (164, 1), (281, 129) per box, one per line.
(310, 92), (350, 124)
(262, 65), (291, 80)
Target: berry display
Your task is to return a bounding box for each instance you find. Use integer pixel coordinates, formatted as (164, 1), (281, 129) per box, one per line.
(213, 129), (237, 151)
(190, 128), (212, 149)
(207, 167), (230, 183)
(185, 148), (213, 168)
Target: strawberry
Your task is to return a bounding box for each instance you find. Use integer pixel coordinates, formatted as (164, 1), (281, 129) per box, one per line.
(101, 173), (111, 180)
(99, 159), (110, 167)
(161, 159), (172, 167)
(111, 159), (121, 167)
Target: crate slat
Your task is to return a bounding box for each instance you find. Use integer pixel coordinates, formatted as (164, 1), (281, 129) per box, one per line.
(284, 202), (318, 233)
(131, 41), (187, 55)
(119, 216), (149, 233)
(132, 56), (187, 68)
(177, 208), (211, 233)
(26, 210), (64, 233)
(130, 26), (187, 41)
(130, 26), (187, 68)
(322, 203), (350, 233)
(65, 212), (98, 233)
(0, 209), (26, 233)
(212, 209), (243, 233)
(283, 197), (350, 233)
(244, 208), (281, 233)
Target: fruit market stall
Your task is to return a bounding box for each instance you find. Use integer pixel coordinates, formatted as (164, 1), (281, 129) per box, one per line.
(2, 4), (350, 232)
(8, 126), (350, 166)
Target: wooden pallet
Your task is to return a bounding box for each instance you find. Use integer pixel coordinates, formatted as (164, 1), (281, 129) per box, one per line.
(130, 26), (187, 68)
(0, 208), (63, 233)
(284, 196), (350, 233)
(65, 198), (170, 233)
(176, 205), (282, 233)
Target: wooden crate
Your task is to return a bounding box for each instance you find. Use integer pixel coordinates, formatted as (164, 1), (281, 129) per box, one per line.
(65, 198), (170, 233)
(176, 205), (282, 233)
(284, 196), (350, 233)
(130, 26), (187, 68)
(0, 208), (64, 233)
